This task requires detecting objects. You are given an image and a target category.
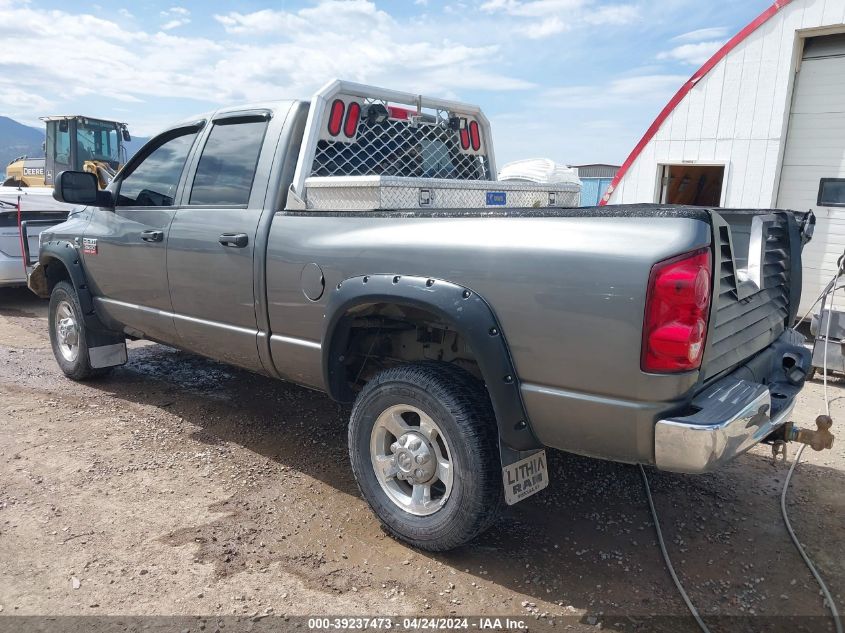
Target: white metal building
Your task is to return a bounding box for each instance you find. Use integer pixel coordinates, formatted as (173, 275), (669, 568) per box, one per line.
(603, 0), (845, 316)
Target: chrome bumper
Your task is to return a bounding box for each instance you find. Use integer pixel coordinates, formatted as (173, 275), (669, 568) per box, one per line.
(654, 378), (797, 474)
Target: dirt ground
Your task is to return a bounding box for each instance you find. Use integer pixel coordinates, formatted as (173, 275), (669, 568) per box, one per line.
(1, 286), (843, 632)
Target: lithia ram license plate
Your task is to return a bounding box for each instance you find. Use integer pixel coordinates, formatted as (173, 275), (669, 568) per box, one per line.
(502, 449), (548, 505)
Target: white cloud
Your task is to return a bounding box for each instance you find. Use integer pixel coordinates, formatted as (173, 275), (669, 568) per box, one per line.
(161, 6), (190, 17)
(540, 73), (687, 108)
(208, 2), (536, 95)
(0, 1), (534, 134)
(479, 0), (638, 38)
(214, 1), (393, 35)
(583, 4), (638, 25)
(480, 0), (586, 17)
(0, 0), (689, 164)
(523, 16), (568, 38)
(0, 86), (52, 114)
(159, 5), (190, 30)
(490, 71), (687, 164)
(606, 74), (688, 96)
(160, 18), (190, 30)
(672, 26), (729, 42)
(160, 19), (189, 30)
(657, 40), (725, 65)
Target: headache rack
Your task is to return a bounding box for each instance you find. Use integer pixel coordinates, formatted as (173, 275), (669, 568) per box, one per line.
(287, 80), (580, 211)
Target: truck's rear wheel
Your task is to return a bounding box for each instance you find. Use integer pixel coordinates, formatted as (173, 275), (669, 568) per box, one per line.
(349, 362), (503, 551)
(48, 281), (112, 381)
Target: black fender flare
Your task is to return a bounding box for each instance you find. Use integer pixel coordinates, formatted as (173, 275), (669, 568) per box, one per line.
(37, 240), (121, 341)
(322, 274), (541, 452)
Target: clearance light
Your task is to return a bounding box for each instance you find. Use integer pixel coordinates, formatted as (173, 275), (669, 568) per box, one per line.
(388, 106), (412, 120)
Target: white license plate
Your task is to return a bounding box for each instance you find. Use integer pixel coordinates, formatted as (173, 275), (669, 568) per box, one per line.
(502, 449), (548, 505)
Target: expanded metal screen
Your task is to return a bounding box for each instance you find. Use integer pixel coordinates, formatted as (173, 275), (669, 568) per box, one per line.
(310, 98), (492, 181)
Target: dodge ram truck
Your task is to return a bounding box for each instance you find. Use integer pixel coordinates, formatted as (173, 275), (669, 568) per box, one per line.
(30, 80), (817, 551)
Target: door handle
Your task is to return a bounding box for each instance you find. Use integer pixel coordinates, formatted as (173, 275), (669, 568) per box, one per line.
(218, 233), (249, 248)
(140, 230), (164, 243)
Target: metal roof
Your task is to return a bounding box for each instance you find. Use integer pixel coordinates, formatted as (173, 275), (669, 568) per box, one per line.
(39, 116), (129, 126)
(573, 164), (620, 179)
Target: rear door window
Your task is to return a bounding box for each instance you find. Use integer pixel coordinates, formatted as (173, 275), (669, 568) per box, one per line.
(117, 128), (199, 207)
(189, 117), (269, 206)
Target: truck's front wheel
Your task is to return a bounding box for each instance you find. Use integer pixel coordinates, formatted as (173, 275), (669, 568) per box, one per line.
(349, 362), (503, 551)
(48, 281), (112, 381)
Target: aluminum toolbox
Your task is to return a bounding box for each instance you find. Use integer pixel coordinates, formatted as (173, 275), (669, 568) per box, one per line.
(300, 175), (581, 211)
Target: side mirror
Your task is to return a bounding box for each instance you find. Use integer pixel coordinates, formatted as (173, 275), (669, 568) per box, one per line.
(54, 171), (102, 206)
(122, 128), (131, 142)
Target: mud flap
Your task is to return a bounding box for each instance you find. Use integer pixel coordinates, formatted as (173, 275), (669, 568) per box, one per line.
(86, 328), (128, 369)
(500, 443), (549, 505)
(89, 343), (127, 368)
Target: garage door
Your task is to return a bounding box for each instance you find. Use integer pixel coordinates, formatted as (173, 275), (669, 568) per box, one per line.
(777, 33), (845, 317)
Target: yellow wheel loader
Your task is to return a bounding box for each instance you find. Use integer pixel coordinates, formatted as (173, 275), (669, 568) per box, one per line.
(4, 116), (130, 189)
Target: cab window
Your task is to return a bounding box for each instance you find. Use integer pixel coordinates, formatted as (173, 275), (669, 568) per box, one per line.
(117, 128), (198, 207)
(76, 120), (119, 165)
(189, 117), (268, 206)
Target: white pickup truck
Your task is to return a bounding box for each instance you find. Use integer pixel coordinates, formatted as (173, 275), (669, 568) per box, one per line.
(0, 187), (74, 287)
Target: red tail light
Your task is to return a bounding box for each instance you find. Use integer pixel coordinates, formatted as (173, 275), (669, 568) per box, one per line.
(459, 118), (470, 150)
(327, 99), (345, 136)
(344, 101), (361, 138)
(641, 248), (712, 373)
(468, 120), (481, 151)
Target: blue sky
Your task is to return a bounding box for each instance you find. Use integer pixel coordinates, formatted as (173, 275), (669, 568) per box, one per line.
(0, 0), (773, 166)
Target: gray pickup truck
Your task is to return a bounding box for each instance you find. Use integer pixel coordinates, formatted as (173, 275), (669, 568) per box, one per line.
(30, 80), (816, 551)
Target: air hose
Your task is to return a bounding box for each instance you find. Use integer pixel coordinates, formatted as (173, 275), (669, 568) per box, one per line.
(781, 262), (842, 633)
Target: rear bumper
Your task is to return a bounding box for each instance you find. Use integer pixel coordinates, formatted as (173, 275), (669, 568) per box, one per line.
(655, 329), (810, 473)
(655, 381), (796, 473)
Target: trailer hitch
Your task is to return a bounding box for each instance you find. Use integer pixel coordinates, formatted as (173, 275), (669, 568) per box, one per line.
(786, 415), (835, 451)
(771, 415), (835, 462)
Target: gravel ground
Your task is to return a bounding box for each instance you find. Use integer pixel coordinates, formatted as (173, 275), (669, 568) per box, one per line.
(1, 287), (843, 632)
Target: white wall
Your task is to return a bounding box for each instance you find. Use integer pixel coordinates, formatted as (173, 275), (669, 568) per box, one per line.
(607, 0), (845, 207)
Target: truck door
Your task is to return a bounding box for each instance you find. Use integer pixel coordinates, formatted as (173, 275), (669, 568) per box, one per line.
(83, 124), (202, 344)
(165, 112), (271, 372)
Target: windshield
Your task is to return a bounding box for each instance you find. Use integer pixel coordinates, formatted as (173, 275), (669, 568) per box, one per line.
(76, 119), (120, 163)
